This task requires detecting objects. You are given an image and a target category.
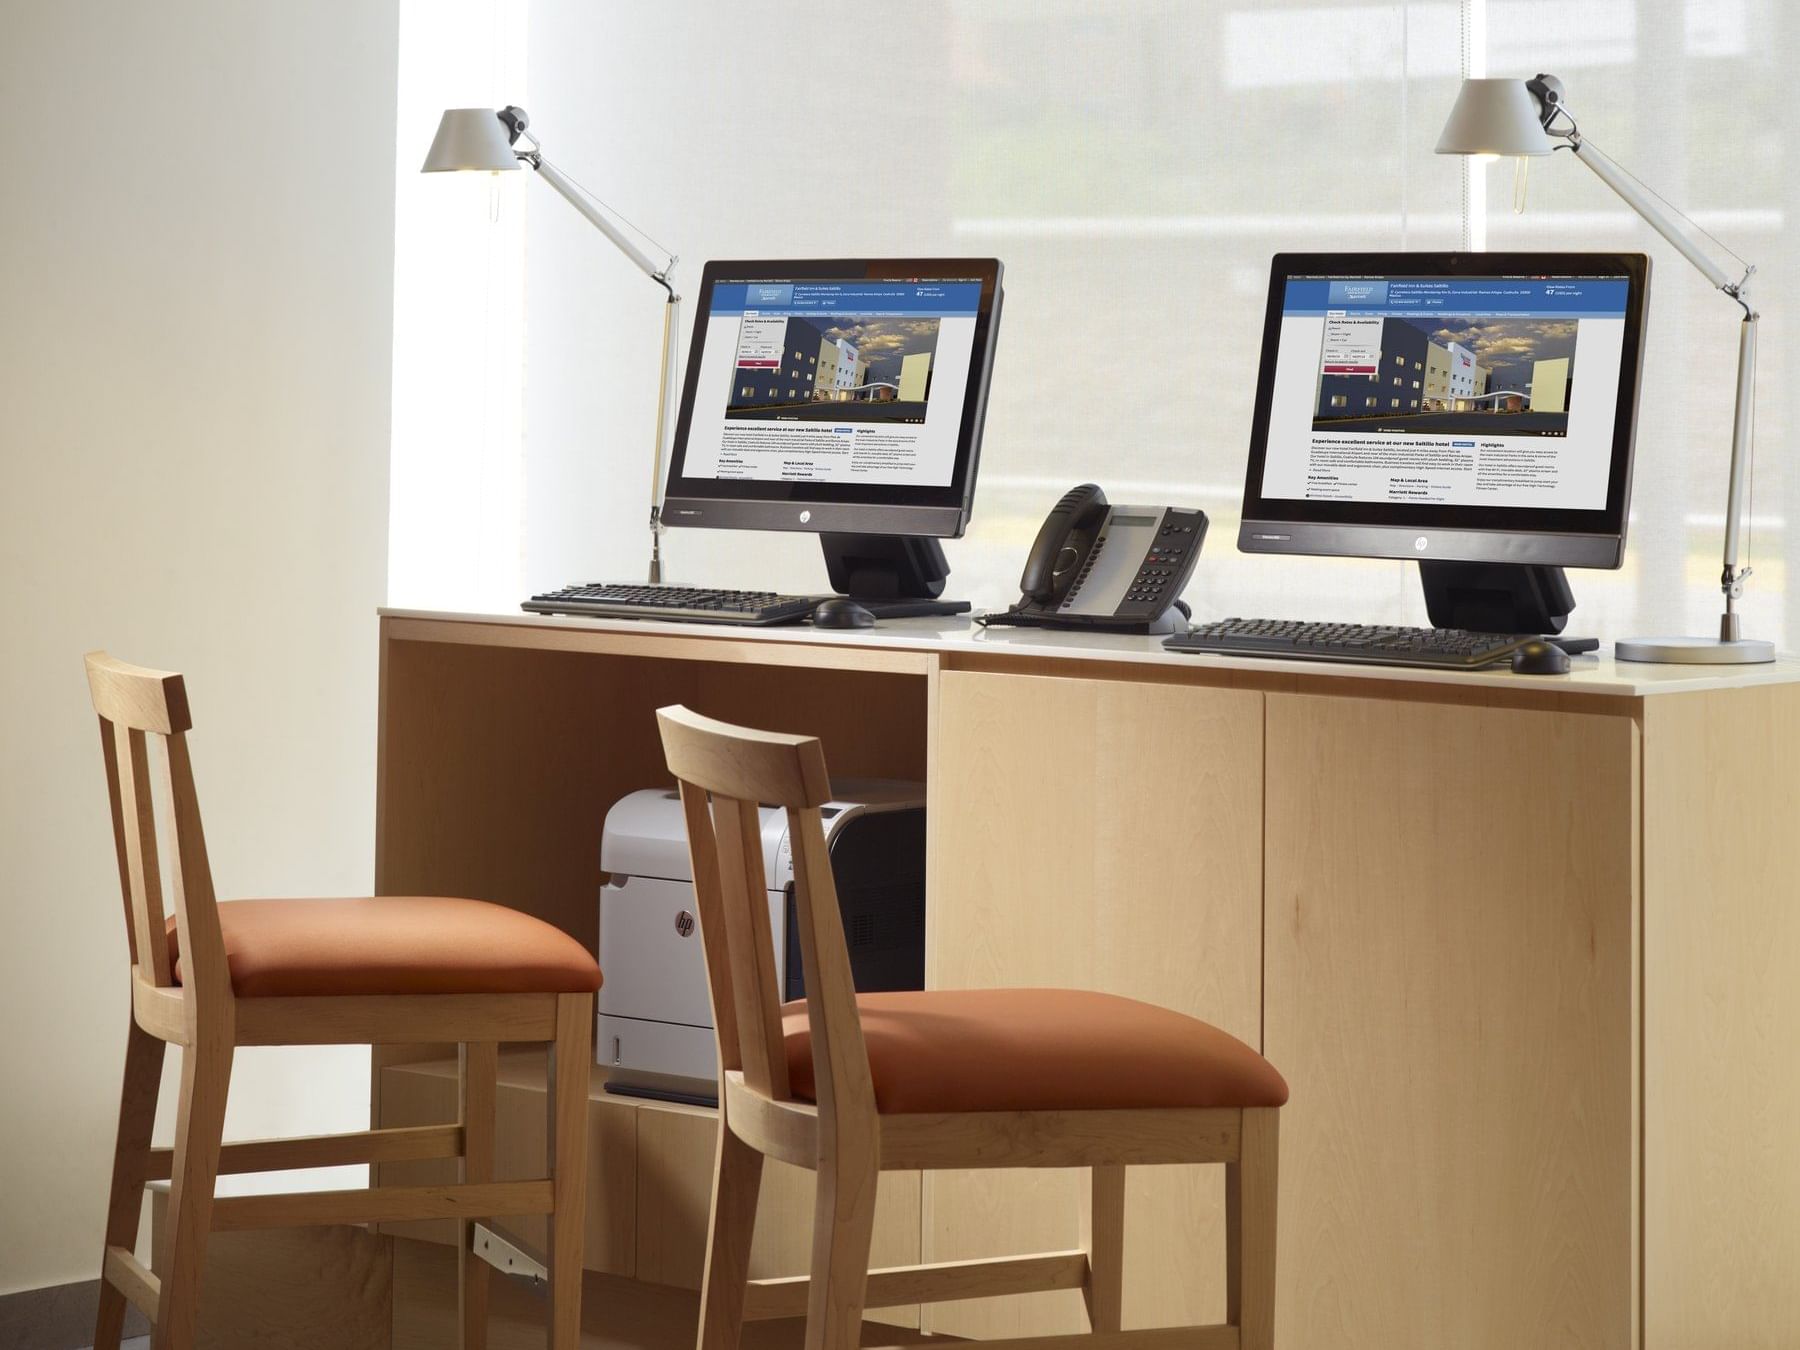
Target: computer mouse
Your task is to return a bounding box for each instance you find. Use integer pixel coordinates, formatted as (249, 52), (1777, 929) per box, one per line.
(811, 597), (876, 630)
(1511, 639), (1571, 676)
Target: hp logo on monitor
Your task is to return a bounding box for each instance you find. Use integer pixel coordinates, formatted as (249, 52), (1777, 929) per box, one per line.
(799, 510), (812, 524)
(1414, 536), (1429, 552)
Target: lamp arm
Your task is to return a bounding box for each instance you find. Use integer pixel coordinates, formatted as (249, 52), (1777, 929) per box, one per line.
(518, 138), (683, 581)
(1717, 313), (1757, 629)
(646, 289), (681, 583)
(526, 153), (676, 286)
(1566, 135), (1759, 633)
(1565, 137), (1744, 296)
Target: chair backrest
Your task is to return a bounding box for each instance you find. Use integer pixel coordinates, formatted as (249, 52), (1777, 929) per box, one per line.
(654, 706), (875, 1127)
(85, 652), (228, 1004)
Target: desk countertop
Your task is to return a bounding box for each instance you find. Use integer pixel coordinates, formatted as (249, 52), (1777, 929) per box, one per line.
(379, 606), (1800, 699)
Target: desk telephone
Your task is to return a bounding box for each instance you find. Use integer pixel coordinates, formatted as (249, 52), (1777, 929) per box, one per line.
(981, 484), (1208, 634)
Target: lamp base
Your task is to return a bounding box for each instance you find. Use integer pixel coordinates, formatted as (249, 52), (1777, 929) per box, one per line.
(1614, 635), (1776, 664)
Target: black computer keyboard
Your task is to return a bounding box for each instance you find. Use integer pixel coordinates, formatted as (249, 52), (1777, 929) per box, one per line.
(523, 583), (825, 625)
(1165, 618), (1531, 669)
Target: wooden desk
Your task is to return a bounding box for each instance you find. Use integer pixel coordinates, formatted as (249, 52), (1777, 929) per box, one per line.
(372, 609), (1800, 1350)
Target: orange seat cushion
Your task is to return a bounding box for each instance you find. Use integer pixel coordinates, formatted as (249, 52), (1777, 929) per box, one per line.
(782, 988), (1287, 1114)
(166, 897), (603, 998)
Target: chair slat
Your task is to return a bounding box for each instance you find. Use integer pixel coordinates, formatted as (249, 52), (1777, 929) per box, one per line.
(678, 781), (743, 1073)
(711, 795), (791, 1099)
(97, 715), (138, 965)
(156, 732), (229, 1001)
(103, 1244), (161, 1320)
(145, 1123), (465, 1181)
(114, 721), (172, 987)
(209, 1180), (554, 1231)
(744, 1249), (1092, 1320)
(865, 1328), (1240, 1350)
(656, 705), (831, 809)
(85, 651), (191, 735)
(786, 810), (877, 1124)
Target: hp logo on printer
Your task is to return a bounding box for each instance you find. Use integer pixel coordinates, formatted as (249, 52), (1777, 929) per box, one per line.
(674, 910), (696, 938)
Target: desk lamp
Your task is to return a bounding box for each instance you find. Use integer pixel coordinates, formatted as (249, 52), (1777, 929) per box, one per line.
(1436, 75), (1773, 663)
(423, 106), (680, 583)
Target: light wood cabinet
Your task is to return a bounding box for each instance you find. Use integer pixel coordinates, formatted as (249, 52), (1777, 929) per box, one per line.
(374, 612), (1800, 1350)
(924, 670), (1264, 1337)
(1263, 694), (1638, 1349)
(1641, 687), (1800, 1350)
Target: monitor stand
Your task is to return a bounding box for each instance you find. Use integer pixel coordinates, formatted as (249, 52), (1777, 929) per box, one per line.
(1418, 560), (1575, 637)
(819, 533), (971, 619)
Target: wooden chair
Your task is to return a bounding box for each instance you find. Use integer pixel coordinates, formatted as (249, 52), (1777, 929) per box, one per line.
(84, 652), (600, 1350)
(655, 705), (1288, 1350)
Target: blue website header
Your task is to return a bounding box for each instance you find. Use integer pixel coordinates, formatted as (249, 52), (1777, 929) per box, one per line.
(711, 280), (981, 318)
(1285, 275), (1629, 319)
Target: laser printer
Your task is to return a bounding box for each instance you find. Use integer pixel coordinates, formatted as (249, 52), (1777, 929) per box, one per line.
(597, 780), (925, 1104)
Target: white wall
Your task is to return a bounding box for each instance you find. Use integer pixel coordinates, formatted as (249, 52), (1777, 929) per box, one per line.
(0, 1), (398, 1293)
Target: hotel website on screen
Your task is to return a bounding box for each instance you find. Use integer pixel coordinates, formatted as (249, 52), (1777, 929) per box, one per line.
(682, 279), (981, 487)
(1260, 275), (1630, 510)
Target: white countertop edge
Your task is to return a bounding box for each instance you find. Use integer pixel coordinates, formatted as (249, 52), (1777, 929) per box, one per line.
(377, 607), (1800, 698)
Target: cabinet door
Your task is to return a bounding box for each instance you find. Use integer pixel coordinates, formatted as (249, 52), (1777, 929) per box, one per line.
(1265, 693), (1637, 1350)
(926, 671), (1264, 1337)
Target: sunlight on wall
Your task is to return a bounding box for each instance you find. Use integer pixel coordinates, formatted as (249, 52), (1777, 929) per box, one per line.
(389, 0), (527, 610)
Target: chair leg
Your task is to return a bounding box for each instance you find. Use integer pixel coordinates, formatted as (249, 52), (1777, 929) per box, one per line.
(154, 1032), (233, 1350)
(695, 1122), (765, 1350)
(1083, 1164), (1126, 1333)
(546, 994), (592, 1350)
(1226, 1107), (1279, 1350)
(803, 1142), (878, 1350)
(94, 1021), (166, 1350)
(460, 1041), (499, 1350)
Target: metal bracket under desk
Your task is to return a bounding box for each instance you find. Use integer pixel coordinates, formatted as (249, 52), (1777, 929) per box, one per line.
(472, 1223), (547, 1289)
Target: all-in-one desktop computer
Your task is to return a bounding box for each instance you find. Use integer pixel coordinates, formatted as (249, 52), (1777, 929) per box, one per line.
(1168, 251), (1650, 668)
(526, 258), (1003, 624)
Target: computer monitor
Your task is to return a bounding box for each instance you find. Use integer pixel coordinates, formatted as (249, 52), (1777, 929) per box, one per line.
(1239, 252), (1650, 633)
(662, 258), (1004, 615)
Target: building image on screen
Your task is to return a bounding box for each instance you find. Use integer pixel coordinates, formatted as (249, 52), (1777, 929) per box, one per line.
(679, 275), (984, 489)
(726, 314), (940, 424)
(1313, 312), (1578, 436)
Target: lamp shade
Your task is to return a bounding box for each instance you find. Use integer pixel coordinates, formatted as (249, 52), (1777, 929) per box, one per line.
(421, 108), (520, 173)
(1435, 78), (1556, 156)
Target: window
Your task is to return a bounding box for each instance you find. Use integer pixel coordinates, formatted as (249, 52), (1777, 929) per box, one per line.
(788, 388), (796, 397)
(1393, 376), (1402, 386)
(1412, 380), (1420, 389)
(407, 1), (1800, 647)
(1394, 354), (1404, 365)
(1365, 396), (1378, 408)
(1330, 394), (1346, 408)
(1391, 398), (1401, 408)
(1410, 399), (1418, 409)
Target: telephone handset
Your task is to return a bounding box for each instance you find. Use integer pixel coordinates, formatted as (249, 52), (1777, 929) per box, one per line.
(984, 483), (1208, 634)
